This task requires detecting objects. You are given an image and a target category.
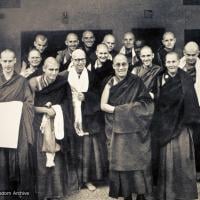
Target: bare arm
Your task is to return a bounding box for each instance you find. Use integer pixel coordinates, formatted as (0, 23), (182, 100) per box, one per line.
(100, 83), (115, 113)
(29, 78), (55, 117)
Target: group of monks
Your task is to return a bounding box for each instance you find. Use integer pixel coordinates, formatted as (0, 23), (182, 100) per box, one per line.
(0, 30), (200, 200)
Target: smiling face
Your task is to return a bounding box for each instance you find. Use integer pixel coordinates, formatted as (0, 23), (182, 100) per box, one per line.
(72, 49), (86, 74)
(65, 33), (79, 52)
(82, 31), (95, 48)
(113, 54), (129, 80)
(0, 50), (16, 74)
(43, 57), (60, 82)
(96, 44), (109, 63)
(140, 46), (154, 67)
(165, 53), (179, 76)
(28, 49), (42, 67)
(184, 42), (199, 66)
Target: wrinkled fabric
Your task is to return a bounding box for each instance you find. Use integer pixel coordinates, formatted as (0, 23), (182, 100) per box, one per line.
(132, 64), (161, 92)
(32, 74), (77, 199)
(105, 73), (154, 171)
(0, 72), (35, 199)
(151, 69), (200, 146)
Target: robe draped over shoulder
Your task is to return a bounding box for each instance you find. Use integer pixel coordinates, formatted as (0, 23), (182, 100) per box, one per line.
(0, 72), (35, 197)
(105, 73), (154, 171)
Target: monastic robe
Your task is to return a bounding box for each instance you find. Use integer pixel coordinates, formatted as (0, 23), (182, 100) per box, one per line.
(105, 73), (154, 171)
(132, 64), (161, 92)
(0, 72), (35, 199)
(151, 68), (200, 200)
(60, 69), (106, 183)
(31, 74), (76, 200)
(151, 68), (200, 147)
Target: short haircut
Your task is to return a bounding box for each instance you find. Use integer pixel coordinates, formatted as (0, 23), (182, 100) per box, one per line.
(113, 53), (128, 64)
(165, 51), (179, 60)
(35, 34), (47, 42)
(43, 57), (59, 69)
(0, 49), (16, 59)
(162, 31), (175, 40)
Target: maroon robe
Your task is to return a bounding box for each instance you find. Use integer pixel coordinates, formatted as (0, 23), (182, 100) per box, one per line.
(133, 64), (161, 92)
(0, 72), (35, 199)
(31, 74), (77, 200)
(151, 69), (200, 200)
(104, 73), (154, 198)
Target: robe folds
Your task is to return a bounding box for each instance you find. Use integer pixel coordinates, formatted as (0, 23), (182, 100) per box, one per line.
(151, 68), (200, 200)
(31, 75), (77, 200)
(0, 72), (35, 199)
(132, 64), (161, 92)
(105, 73), (154, 171)
(60, 69), (107, 184)
(151, 68), (200, 147)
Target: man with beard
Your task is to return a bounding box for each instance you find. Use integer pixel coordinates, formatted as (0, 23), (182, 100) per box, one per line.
(101, 54), (154, 200)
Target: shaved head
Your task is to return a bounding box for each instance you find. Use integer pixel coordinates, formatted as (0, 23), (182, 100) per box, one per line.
(162, 32), (176, 50)
(96, 43), (109, 63)
(184, 41), (199, 65)
(103, 34), (115, 43)
(140, 46), (153, 55)
(123, 32), (135, 49)
(96, 43), (108, 52)
(82, 30), (95, 48)
(72, 49), (86, 74)
(162, 32), (175, 40)
(103, 34), (116, 52)
(65, 33), (79, 52)
(113, 53), (128, 64)
(113, 54), (129, 80)
(34, 34), (48, 53)
(82, 30), (94, 38)
(0, 49), (16, 74)
(72, 49), (86, 59)
(166, 51), (179, 61)
(43, 57), (59, 69)
(0, 49), (15, 59)
(184, 41), (199, 52)
(124, 32), (135, 40)
(66, 33), (78, 41)
(43, 57), (59, 82)
(35, 34), (47, 42)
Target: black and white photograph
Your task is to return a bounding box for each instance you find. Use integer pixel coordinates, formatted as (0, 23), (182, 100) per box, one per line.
(0, 0), (200, 200)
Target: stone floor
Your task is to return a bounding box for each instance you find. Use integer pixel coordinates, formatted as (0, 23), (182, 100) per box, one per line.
(64, 183), (200, 200)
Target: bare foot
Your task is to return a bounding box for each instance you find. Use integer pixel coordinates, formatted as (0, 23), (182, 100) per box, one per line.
(85, 182), (96, 191)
